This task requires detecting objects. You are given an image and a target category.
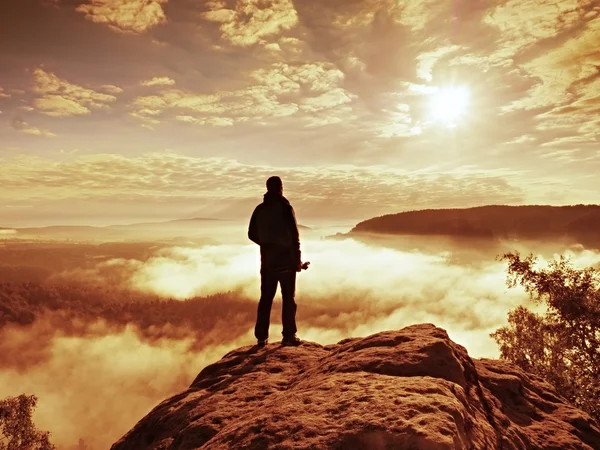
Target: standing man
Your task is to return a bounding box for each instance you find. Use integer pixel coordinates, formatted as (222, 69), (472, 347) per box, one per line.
(248, 176), (305, 346)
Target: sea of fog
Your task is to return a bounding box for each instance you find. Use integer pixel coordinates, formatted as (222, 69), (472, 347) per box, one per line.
(2, 223), (600, 449)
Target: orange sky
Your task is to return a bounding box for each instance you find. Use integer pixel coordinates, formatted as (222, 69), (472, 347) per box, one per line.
(0, 0), (599, 226)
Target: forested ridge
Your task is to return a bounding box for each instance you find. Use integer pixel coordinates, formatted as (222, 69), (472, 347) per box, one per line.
(0, 282), (257, 347)
(351, 205), (600, 246)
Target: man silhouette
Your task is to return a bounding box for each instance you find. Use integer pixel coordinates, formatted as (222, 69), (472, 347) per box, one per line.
(248, 176), (303, 346)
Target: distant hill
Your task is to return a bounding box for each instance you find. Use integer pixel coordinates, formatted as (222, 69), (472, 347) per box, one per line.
(4, 217), (225, 242)
(349, 205), (600, 247)
(5, 217), (309, 241)
(107, 217), (221, 229)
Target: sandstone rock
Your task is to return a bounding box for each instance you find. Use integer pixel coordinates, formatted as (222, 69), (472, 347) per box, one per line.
(111, 324), (600, 449)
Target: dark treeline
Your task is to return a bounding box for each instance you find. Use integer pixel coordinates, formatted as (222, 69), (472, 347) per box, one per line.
(0, 282), (257, 348)
(0, 240), (170, 284)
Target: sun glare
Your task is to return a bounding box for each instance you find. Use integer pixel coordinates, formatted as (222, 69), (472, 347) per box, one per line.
(429, 86), (470, 128)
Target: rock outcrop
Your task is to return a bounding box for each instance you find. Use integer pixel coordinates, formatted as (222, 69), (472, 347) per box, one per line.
(111, 324), (600, 449)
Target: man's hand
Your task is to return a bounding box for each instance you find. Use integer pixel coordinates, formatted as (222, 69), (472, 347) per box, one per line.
(299, 261), (310, 271)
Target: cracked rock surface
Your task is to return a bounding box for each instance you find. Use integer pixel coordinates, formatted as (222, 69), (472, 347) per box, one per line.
(111, 324), (600, 450)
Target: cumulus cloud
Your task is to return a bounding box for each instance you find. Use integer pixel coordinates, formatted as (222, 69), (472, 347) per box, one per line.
(131, 62), (354, 127)
(202, 0), (298, 47)
(102, 84), (124, 94)
(75, 0), (169, 34)
(394, 0), (443, 31)
(140, 76), (175, 87)
(2, 0), (599, 221)
(33, 68), (117, 117)
(0, 88), (10, 99)
(309, 0), (441, 33)
(10, 117), (56, 137)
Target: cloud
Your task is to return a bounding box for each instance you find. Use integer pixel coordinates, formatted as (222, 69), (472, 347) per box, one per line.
(33, 68), (117, 117)
(484, 0), (595, 59)
(140, 76), (176, 87)
(131, 62), (354, 127)
(0, 317), (251, 450)
(2, 0), (599, 216)
(416, 45), (463, 82)
(102, 84), (124, 94)
(394, 0), (443, 31)
(202, 0), (298, 47)
(502, 16), (600, 112)
(75, 0), (169, 34)
(304, 0), (442, 33)
(538, 147), (597, 164)
(175, 115), (234, 126)
(0, 152), (526, 220)
(0, 88), (10, 99)
(10, 117), (56, 137)
(3, 235), (600, 448)
(494, 15), (600, 157)
(86, 238), (600, 355)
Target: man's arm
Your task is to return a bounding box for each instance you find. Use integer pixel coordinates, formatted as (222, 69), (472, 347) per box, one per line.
(287, 205), (302, 269)
(248, 207), (260, 245)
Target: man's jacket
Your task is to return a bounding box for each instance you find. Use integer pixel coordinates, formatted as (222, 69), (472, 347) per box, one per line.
(248, 192), (301, 272)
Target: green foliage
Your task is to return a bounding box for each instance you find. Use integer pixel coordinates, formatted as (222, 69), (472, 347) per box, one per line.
(0, 394), (56, 450)
(492, 252), (600, 421)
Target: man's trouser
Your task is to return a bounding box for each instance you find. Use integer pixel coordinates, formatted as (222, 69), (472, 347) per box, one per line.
(254, 269), (297, 341)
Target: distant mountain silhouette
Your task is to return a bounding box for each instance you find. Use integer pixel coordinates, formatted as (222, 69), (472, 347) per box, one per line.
(349, 205), (600, 247)
(3, 218), (225, 242)
(4, 217), (310, 241)
(108, 217), (222, 229)
(111, 324), (600, 449)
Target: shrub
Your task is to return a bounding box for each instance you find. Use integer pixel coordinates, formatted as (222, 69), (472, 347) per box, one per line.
(491, 252), (600, 421)
(0, 394), (56, 450)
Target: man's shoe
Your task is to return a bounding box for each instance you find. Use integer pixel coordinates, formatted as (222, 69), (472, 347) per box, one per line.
(281, 336), (301, 346)
(257, 339), (268, 347)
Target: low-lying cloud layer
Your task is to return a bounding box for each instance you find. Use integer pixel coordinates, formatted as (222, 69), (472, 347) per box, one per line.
(0, 318), (250, 450)
(47, 237), (600, 355)
(2, 237), (600, 449)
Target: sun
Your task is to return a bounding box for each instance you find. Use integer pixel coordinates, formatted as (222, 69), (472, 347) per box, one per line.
(429, 86), (470, 128)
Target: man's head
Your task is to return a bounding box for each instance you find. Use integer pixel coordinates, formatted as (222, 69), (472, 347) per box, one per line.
(266, 176), (283, 195)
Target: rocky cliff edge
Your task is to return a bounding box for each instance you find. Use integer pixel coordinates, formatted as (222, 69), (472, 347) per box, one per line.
(111, 324), (600, 450)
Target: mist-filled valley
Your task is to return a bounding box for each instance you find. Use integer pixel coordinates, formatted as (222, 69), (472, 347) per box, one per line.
(3, 0), (600, 445)
(2, 220), (600, 449)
